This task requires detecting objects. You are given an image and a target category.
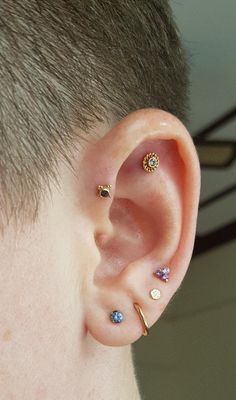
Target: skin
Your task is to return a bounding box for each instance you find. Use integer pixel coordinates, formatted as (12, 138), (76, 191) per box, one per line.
(0, 109), (200, 400)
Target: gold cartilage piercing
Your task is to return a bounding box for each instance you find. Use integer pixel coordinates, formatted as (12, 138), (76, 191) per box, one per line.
(97, 185), (111, 198)
(142, 152), (159, 172)
(133, 303), (149, 336)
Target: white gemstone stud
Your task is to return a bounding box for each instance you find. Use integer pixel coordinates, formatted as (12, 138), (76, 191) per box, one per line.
(150, 288), (161, 300)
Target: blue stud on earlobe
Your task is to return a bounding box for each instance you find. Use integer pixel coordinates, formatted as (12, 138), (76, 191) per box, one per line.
(110, 310), (124, 324)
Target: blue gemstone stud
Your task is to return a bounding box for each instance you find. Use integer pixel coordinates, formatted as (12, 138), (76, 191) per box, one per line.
(110, 310), (124, 324)
(154, 266), (170, 282)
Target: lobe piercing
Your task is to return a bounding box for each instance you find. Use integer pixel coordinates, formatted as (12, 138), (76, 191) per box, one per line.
(133, 303), (149, 336)
(142, 152), (159, 172)
(154, 266), (170, 282)
(150, 288), (161, 300)
(110, 310), (124, 324)
(97, 185), (111, 198)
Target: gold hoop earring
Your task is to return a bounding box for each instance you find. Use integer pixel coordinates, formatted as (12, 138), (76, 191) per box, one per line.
(133, 303), (149, 336)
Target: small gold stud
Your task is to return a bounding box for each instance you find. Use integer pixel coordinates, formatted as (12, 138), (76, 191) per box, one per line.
(142, 152), (159, 172)
(150, 288), (161, 300)
(97, 185), (111, 198)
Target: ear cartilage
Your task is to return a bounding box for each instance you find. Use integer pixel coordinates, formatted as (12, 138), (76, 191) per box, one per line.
(154, 266), (170, 282)
(150, 288), (161, 300)
(110, 310), (124, 324)
(142, 152), (159, 172)
(97, 185), (111, 198)
(133, 303), (149, 336)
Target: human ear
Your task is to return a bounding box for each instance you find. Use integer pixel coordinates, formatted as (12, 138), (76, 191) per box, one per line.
(79, 108), (200, 347)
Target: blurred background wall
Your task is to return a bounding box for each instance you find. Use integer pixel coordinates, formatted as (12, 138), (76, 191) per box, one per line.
(133, 1), (236, 399)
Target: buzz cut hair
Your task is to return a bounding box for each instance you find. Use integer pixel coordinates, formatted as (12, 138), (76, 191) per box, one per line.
(0, 0), (189, 228)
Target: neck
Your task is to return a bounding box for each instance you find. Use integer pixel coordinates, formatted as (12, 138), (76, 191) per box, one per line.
(0, 189), (141, 399)
(79, 336), (141, 400)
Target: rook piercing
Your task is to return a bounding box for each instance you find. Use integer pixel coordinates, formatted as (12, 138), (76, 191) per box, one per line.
(134, 303), (149, 336)
(110, 310), (124, 324)
(150, 288), (161, 300)
(142, 152), (159, 172)
(98, 185), (111, 198)
(154, 266), (170, 282)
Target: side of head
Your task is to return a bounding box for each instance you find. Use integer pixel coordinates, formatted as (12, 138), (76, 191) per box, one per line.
(0, 1), (200, 398)
(0, 0), (189, 225)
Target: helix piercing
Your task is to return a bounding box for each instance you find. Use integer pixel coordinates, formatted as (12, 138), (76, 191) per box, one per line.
(97, 185), (111, 198)
(154, 266), (170, 282)
(133, 303), (149, 336)
(142, 152), (159, 172)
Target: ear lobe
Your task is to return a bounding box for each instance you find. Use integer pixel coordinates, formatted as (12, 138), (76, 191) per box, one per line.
(83, 109), (200, 347)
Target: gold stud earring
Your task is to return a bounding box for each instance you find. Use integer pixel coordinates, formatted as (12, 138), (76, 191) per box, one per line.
(142, 152), (159, 172)
(97, 185), (111, 198)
